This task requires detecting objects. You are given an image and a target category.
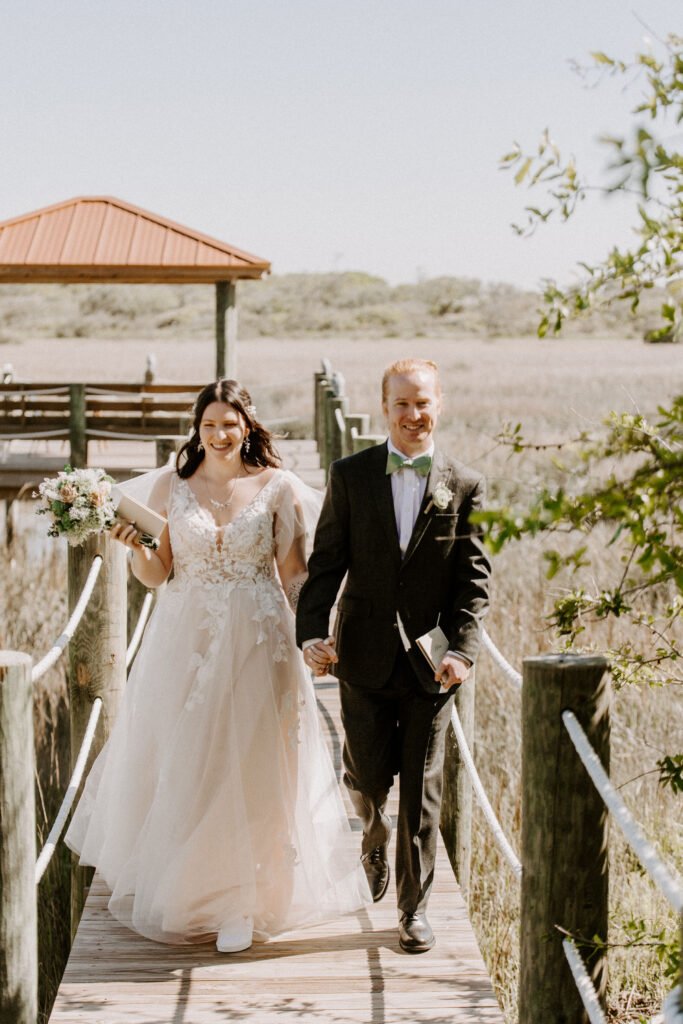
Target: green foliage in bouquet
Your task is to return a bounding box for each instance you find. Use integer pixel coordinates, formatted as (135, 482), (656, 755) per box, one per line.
(35, 466), (116, 545)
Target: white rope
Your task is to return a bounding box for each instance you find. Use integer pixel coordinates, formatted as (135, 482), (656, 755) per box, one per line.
(450, 704), (522, 878)
(663, 987), (683, 1023)
(562, 939), (608, 1024)
(563, 710), (683, 913)
(0, 428), (69, 440)
(334, 407), (346, 434)
(481, 629), (522, 689)
(126, 591), (154, 668)
(85, 428), (183, 441)
(35, 697), (102, 884)
(31, 556), (103, 682)
(85, 386), (196, 399)
(1, 386), (71, 397)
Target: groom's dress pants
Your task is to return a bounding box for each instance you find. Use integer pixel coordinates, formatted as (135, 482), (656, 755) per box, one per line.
(340, 646), (454, 916)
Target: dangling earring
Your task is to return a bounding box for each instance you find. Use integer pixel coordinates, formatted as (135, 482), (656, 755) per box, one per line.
(242, 434), (251, 454)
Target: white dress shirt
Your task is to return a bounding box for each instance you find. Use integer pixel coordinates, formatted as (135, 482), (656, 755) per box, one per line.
(386, 438), (433, 555)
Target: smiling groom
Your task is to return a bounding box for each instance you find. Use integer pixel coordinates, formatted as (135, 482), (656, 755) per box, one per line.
(296, 359), (491, 953)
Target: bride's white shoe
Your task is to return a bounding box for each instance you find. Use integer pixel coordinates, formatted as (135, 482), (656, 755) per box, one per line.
(216, 915), (253, 953)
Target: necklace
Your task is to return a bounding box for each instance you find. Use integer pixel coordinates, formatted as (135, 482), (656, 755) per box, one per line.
(203, 468), (240, 510)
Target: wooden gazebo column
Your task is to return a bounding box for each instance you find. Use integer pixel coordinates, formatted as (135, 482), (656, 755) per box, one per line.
(215, 281), (238, 379)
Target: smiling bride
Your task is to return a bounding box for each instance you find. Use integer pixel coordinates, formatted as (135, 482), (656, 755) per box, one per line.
(65, 378), (370, 951)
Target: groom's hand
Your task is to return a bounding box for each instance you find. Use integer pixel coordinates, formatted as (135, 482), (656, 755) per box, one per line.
(303, 637), (338, 676)
(435, 653), (470, 689)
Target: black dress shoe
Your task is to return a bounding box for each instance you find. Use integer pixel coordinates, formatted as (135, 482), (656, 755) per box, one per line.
(361, 844), (390, 902)
(398, 912), (435, 953)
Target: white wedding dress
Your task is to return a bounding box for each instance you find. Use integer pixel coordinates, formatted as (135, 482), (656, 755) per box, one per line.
(66, 469), (370, 944)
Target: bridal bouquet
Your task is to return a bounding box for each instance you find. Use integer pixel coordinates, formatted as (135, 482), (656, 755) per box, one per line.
(34, 466), (117, 545)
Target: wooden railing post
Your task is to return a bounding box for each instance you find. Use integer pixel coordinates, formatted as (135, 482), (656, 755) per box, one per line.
(328, 396), (349, 464)
(68, 534), (127, 939)
(69, 383), (87, 468)
(320, 384), (336, 476)
(0, 651), (37, 1024)
(343, 414), (369, 458)
(315, 377), (330, 459)
(215, 281), (237, 380)
(313, 371), (327, 444)
(519, 653), (610, 1024)
(440, 668), (475, 899)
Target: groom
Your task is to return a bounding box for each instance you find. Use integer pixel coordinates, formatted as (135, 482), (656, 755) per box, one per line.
(296, 359), (490, 953)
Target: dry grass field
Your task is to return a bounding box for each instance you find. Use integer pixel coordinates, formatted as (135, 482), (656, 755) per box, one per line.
(2, 332), (682, 1022)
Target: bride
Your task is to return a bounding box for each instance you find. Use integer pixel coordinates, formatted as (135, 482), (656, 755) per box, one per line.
(65, 378), (370, 951)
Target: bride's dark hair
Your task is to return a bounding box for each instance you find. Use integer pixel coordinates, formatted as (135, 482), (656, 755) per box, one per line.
(177, 379), (281, 479)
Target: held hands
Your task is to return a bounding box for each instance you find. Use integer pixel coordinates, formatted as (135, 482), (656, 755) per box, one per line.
(303, 637), (338, 677)
(435, 653), (470, 690)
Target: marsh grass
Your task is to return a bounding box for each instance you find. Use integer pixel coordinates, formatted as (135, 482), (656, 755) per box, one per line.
(0, 535), (70, 1022)
(1, 333), (681, 1021)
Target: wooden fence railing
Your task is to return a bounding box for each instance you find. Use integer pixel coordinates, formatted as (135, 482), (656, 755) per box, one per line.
(0, 380), (198, 468)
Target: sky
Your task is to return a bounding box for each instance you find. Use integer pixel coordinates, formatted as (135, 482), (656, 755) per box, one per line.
(1, 0), (680, 290)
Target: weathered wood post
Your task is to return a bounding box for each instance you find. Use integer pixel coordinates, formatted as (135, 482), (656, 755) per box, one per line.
(440, 670), (475, 899)
(0, 651), (37, 1024)
(343, 414), (369, 458)
(128, 439), (173, 639)
(320, 385), (336, 476)
(215, 281), (237, 380)
(328, 396), (349, 464)
(315, 377), (330, 455)
(313, 370), (328, 444)
(520, 653), (610, 1024)
(69, 383), (87, 468)
(68, 533), (127, 939)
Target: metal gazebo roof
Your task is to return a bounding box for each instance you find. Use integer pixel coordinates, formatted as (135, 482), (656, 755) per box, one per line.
(0, 196), (270, 284)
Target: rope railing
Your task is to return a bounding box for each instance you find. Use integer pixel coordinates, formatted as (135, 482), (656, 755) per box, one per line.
(663, 987), (683, 1023)
(0, 428), (69, 441)
(481, 629), (522, 690)
(562, 938), (608, 1024)
(0, 385), (71, 397)
(85, 386), (198, 399)
(126, 591), (154, 668)
(31, 555), (104, 683)
(449, 704), (522, 878)
(35, 697), (102, 884)
(85, 427), (185, 441)
(562, 709), (683, 914)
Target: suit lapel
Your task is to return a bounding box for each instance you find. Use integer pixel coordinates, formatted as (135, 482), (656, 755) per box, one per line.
(402, 448), (451, 565)
(368, 442), (401, 552)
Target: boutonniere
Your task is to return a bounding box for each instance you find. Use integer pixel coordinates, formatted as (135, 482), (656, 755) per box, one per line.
(425, 480), (454, 514)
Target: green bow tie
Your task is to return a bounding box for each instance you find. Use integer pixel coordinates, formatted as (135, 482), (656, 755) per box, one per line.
(386, 451), (432, 476)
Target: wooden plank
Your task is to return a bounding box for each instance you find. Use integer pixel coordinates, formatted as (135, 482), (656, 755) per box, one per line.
(48, 672), (504, 1024)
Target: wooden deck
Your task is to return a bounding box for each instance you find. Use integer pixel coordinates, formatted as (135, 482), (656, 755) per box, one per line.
(49, 683), (504, 1024)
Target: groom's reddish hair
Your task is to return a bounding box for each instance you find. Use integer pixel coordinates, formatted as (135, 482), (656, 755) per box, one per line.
(381, 359), (440, 403)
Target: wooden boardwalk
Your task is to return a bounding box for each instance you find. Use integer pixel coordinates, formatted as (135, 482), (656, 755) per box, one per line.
(49, 682), (504, 1024)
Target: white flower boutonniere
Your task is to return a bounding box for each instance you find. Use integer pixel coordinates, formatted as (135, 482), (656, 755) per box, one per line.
(426, 480), (454, 513)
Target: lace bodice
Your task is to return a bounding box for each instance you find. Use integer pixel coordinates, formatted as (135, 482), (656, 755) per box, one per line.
(169, 473), (281, 589)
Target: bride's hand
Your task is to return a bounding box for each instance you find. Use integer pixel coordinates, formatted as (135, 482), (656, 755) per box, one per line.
(110, 517), (144, 550)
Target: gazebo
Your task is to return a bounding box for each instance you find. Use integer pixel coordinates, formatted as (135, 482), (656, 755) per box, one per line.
(0, 195), (271, 376)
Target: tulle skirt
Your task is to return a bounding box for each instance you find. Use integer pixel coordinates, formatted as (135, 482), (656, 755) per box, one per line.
(66, 575), (370, 944)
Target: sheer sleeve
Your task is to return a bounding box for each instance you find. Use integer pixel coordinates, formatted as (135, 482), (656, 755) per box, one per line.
(273, 470), (323, 564)
(112, 464), (176, 517)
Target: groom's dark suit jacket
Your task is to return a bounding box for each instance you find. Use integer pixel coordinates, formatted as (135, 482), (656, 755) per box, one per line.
(296, 442), (491, 694)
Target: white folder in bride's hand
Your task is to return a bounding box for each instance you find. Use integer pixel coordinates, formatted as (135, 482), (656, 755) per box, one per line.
(415, 624), (450, 693)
